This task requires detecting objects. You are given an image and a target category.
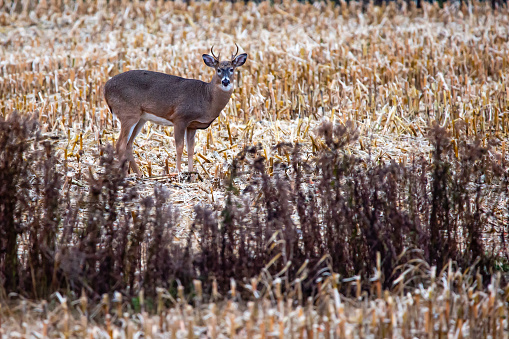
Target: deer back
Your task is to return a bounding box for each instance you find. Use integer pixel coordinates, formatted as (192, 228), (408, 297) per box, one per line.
(104, 70), (214, 123)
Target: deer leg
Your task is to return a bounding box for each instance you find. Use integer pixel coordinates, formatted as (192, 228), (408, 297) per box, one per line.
(125, 119), (146, 177)
(116, 118), (139, 173)
(186, 128), (197, 172)
(174, 122), (186, 173)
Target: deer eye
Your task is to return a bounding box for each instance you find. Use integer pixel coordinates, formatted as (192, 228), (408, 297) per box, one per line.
(217, 69), (221, 74)
(229, 68), (234, 73)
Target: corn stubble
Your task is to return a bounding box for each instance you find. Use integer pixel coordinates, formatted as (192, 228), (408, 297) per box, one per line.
(2, 265), (509, 338)
(1, 0), (508, 178)
(1, 108), (509, 337)
(1, 0), (509, 337)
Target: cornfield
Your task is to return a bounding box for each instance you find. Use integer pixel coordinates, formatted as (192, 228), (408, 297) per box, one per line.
(1, 0), (509, 337)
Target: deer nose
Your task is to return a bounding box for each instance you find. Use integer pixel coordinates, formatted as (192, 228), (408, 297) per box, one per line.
(222, 78), (230, 87)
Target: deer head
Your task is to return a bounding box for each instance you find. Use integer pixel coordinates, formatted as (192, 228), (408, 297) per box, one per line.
(202, 44), (248, 92)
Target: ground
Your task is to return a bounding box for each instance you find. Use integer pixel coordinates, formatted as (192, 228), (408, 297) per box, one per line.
(1, 0), (509, 336)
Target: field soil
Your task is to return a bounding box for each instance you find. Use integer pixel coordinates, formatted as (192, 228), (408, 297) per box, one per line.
(1, 0), (509, 337)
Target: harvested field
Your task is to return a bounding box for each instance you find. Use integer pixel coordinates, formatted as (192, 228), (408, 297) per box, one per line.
(1, 0), (509, 337)
(2, 263), (508, 338)
(2, 0), (508, 216)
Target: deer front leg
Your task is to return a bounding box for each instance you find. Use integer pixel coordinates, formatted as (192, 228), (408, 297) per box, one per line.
(186, 128), (197, 172)
(174, 122), (186, 173)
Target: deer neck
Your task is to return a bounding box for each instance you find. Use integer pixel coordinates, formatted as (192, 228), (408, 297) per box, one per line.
(207, 75), (233, 117)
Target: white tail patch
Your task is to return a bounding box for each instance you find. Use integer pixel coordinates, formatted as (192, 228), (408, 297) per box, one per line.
(142, 112), (174, 126)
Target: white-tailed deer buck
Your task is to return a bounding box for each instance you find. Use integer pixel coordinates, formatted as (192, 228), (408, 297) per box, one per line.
(104, 45), (248, 176)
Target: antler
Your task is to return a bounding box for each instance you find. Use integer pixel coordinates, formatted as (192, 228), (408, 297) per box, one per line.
(210, 46), (220, 61)
(231, 43), (239, 60)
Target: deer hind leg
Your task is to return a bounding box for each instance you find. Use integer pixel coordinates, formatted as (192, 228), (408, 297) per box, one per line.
(174, 122), (187, 173)
(125, 119), (146, 176)
(186, 128), (197, 172)
(116, 120), (135, 171)
(115, 114), (142, 175)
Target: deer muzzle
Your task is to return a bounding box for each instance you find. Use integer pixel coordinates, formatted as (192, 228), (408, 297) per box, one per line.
(221, 78), (230, 87)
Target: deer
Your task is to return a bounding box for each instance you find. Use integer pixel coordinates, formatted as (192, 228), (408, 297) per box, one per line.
(104, 45), (248, 176)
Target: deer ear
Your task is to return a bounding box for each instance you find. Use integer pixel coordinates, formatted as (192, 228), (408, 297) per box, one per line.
(233, 53), (247, 67)
(202, 54), (217, 68)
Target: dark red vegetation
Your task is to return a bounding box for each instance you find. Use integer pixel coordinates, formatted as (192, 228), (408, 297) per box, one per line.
(1, 112), (508, 303)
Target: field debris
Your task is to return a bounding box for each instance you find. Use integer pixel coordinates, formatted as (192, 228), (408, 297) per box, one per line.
(1, 0), (509, 337)
(2, 0), (508, 216)
(1, 262), (507, 338)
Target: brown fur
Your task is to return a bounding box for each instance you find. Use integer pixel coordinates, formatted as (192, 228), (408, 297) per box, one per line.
(104, 50), (247, 175)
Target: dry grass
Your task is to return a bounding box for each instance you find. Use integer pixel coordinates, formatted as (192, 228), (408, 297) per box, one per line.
(1, 0), (509, 336)
(2, 0), (508, 219)
(3, 261), (508, 338)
